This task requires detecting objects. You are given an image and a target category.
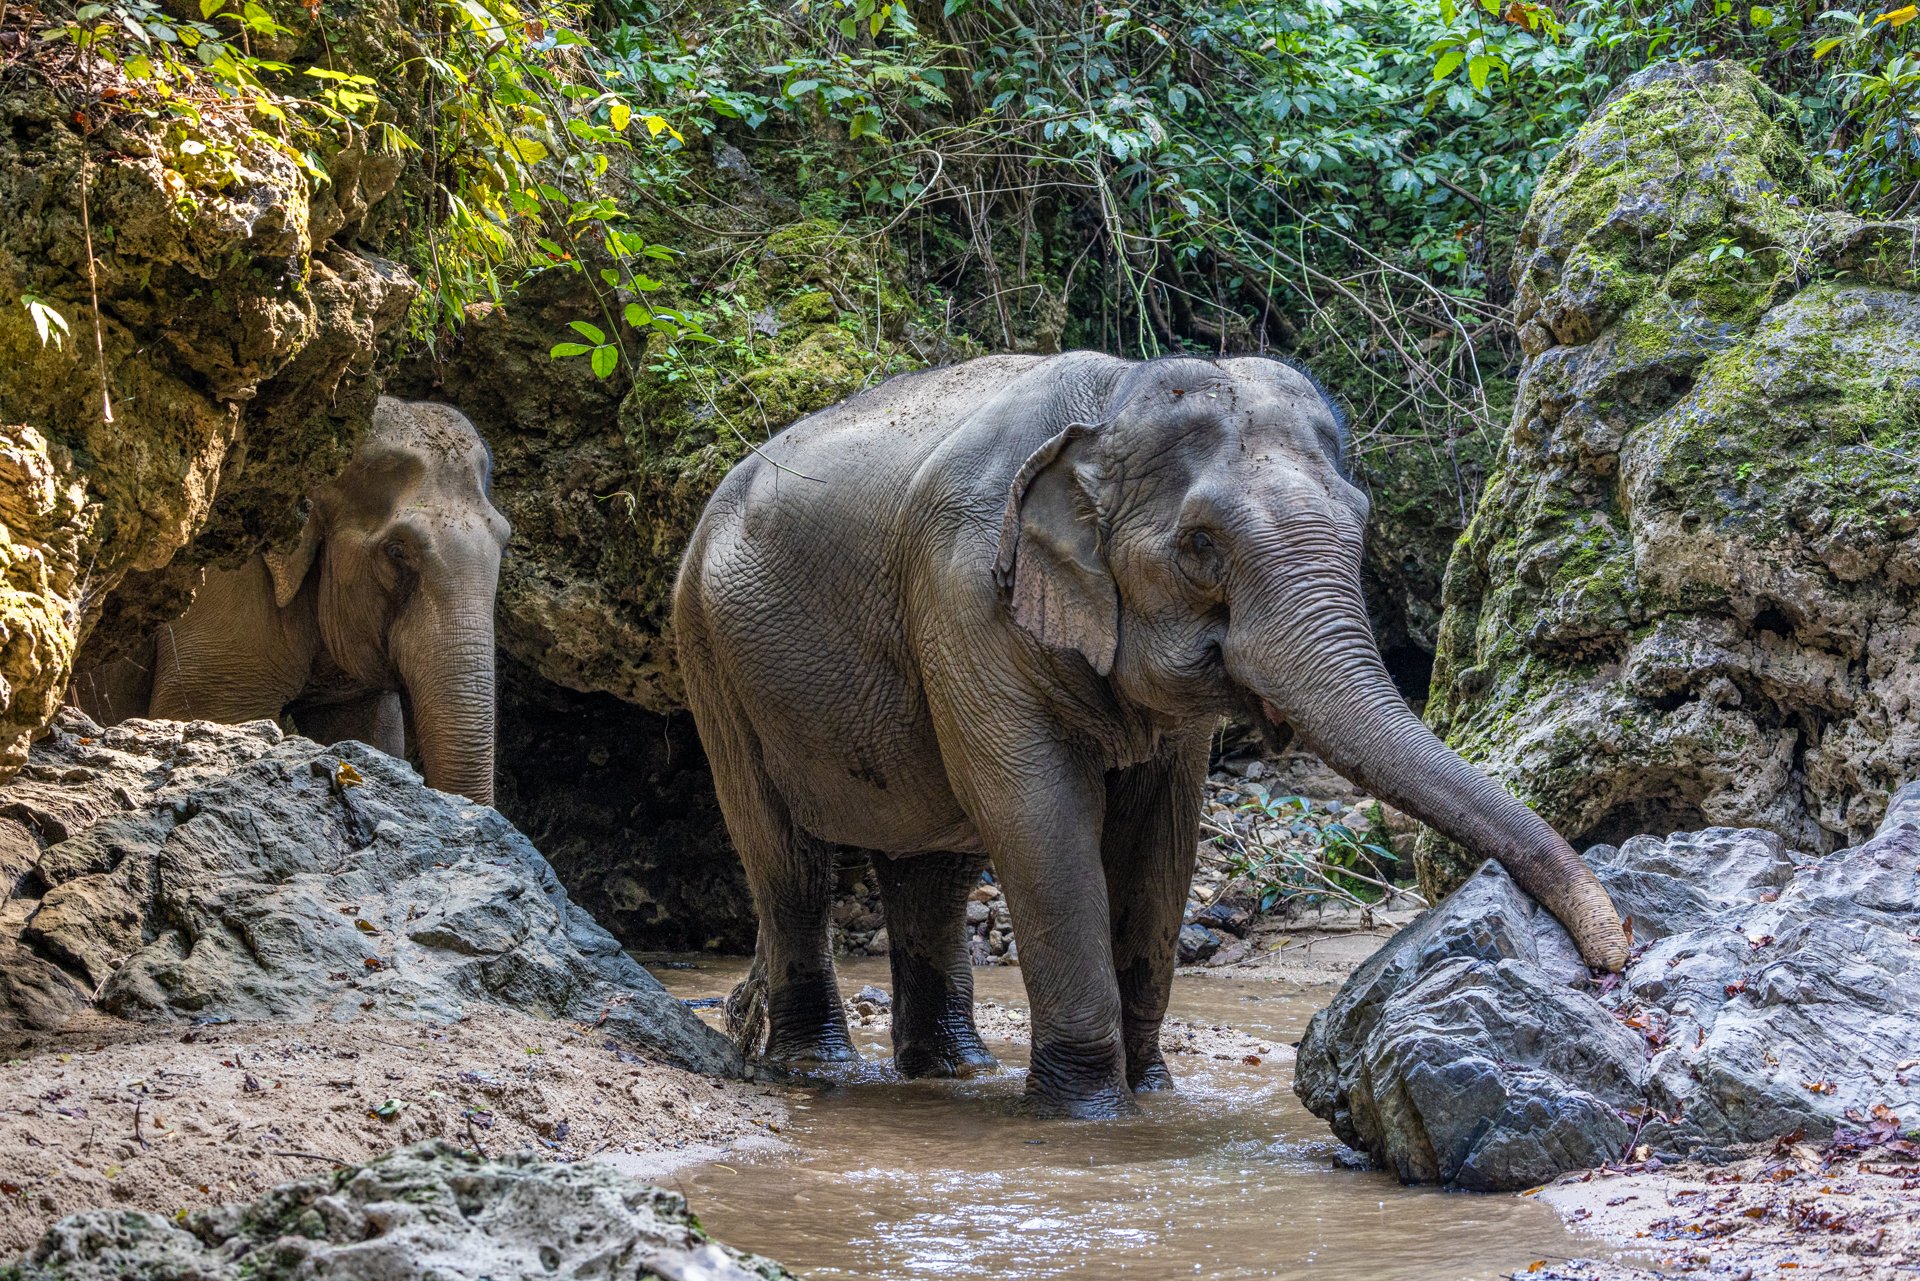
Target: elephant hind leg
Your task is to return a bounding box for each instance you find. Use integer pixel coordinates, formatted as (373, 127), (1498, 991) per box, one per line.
(701, 699), (855, 1068)
(868, 849), (997, 1079)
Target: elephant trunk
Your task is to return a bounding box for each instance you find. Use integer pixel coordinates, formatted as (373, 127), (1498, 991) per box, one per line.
(393, 604), (498, 806)
(1221, 552), (1628, 972)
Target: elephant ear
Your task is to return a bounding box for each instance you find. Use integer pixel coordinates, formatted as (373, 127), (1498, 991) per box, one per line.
(993, 423), (1118, 676)
(263, 499), (327, 610)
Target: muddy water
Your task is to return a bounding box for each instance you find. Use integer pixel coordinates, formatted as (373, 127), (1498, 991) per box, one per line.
(646, 956), (1617, 1281)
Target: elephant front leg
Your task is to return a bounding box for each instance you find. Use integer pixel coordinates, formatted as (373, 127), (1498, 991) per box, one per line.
(868, 849), (997, 1079)
(1104, 732), (1209, 1092)
(958, 756), (1132, 1117)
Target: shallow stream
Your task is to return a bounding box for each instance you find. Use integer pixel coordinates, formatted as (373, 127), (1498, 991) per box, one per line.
(644, 956), (1622, 1281)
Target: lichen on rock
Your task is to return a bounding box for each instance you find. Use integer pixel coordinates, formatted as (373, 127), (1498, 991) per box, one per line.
(1420, 61), (1920, 896)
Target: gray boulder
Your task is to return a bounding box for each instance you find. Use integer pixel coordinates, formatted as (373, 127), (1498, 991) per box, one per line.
(1295, 786), (1920, 1190)
(0, 711), (738, 1076)
(0, 1140), (792, 1280)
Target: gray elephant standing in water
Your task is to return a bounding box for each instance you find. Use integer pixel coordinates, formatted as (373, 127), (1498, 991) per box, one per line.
(676, 351), (1627, 1118)
(73, 397), (509, 805)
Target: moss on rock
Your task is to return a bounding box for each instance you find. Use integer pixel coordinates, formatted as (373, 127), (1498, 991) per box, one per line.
(0, 49), (414, 777)
(1419, 61), (1920, 897)
(397, 207), (930, 713)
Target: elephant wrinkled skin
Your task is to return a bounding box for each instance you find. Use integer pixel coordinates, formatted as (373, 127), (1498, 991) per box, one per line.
(72, 397), (510, 804)
(676, 352), (1628, 1117)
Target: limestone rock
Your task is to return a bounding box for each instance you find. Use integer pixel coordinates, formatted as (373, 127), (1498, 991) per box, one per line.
(1421, 60), (1920, 894)
(0, 710), (739, 1077)
(0, 56), (415, 775)
(1295, 796), (1920, 1191)
(0, 1140), (793, 1281)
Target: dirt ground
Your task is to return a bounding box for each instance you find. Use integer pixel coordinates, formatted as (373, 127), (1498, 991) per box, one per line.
(1529, 1131), (1920, 1281)
(1183, 908), (1414, 983)
(0, 1009), (786, 1256)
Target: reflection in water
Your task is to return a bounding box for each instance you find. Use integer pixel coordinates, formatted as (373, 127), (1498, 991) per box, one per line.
(647, 957), (1613, 1281)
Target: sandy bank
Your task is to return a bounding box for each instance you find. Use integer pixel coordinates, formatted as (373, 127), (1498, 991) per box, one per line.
(0, 1009), (784, 1255)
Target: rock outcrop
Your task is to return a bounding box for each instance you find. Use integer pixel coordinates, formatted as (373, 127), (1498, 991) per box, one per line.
(0, 17), (414, 780)
(1420, 60), (1920, 895)
(397, 210), (927, 716)
(0, 1140), (793, 1281)
(1295, 783), (1920, 1192)
(0, 711), (738, 1076)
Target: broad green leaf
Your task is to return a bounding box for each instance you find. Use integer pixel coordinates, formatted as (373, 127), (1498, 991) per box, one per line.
(1467, 54), (1492, 91)
(569, 320), (607, 343)
(590, 344), (618, 378)
(549, 342), (593, 358)
(1434, 50), (1464, 81)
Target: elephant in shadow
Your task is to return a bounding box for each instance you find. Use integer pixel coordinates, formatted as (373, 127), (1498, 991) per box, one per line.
(73, 397), (509, 804)
(676, 351), (1627, 1118)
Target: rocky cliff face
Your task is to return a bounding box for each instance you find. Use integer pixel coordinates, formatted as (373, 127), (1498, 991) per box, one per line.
(1420, 61), (1920, 895)
(0, 22), (414, 779)
(398, 207), (925, 716)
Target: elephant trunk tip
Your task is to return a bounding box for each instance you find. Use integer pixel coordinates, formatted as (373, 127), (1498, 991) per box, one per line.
(1546, 869), (1631, 972)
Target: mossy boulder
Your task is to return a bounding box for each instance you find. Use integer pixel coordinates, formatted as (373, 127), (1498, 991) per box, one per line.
(1419, 61), (1920, 896)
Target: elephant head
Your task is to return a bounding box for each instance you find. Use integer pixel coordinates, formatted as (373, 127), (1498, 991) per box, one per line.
(266, 397), (510, 805)
(997, 355), (1627, 970)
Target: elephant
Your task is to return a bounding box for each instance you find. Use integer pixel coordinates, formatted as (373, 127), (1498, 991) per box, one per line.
(675, 351), (1628, 1118)
(71, 396), (509, 805)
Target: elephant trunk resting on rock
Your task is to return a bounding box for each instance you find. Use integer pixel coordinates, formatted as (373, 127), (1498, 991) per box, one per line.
(72, 397), (509, 805)
(676, 351), (1628, 1118)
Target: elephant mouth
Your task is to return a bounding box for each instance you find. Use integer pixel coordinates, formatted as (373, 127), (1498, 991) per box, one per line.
(1234, 689), (1296, 755)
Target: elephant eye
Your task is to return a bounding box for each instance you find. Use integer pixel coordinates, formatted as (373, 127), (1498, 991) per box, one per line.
(1183, 529), (1217, 555)
(383, 537), (414, 565)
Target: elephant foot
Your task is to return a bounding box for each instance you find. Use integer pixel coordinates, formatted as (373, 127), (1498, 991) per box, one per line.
(764, 1026), (861, 1071)
(1128, 1058), (1176, 1093)
(895, 1036), (1000, 1080)
(1021, 1084), (1142, 1119)
(1025, 1040), (1137, 1118)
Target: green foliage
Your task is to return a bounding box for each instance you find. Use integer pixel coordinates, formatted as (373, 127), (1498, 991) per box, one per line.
(30, 0), (1918, 450)
(30, 0), (708, 376)
(1207, 785), (1407, 911)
